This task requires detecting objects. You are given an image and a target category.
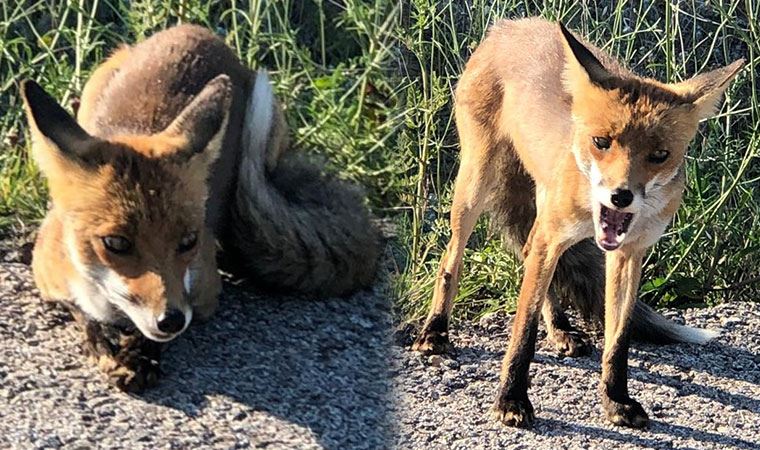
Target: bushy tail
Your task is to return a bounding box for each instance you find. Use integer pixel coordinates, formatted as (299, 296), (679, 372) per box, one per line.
(629, 300), (718, 344)
(550, 241), (717, 344)
(228, 71), (380, 297)
(489, 146), (717, 345)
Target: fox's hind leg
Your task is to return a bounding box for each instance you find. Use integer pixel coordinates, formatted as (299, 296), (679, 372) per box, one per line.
(541, 293), (591, 357)
(412, 109), (497, 355)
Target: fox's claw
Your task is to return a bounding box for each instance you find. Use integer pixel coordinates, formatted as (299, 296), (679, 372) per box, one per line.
(602, 395), (649, 428)
(491, 397), (535, 428)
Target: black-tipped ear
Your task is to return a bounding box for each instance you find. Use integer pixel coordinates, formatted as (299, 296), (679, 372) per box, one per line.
(162, 74), (232, 163)
(21, 80), (96, 159)
(559, 22), (614, 87)
(669, 59), (745, 119)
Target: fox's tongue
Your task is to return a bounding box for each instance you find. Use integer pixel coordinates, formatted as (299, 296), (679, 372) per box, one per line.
(599, 205), (634, 250)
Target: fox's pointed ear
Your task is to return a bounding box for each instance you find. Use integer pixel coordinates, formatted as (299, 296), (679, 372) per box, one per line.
(559, 21), (615, 90)
(670, 59), (744, 120)
(161, 74), (232, 166)
(21, 80), (100, 174)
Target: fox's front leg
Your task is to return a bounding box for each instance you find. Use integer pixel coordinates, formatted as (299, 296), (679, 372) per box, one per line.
(65, 304), (162, 393)
(600, 248), (648, 428)
(187, 232), (222, 322)
(492, 227), (569, 428)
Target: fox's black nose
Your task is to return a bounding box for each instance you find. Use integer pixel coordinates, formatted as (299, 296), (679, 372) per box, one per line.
(610, 189), (634, 208)
(157, 308), (185, 334)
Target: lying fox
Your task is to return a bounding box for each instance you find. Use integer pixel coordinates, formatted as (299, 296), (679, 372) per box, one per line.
(21, 24), (379, 391)
(413, 18), (743, 428)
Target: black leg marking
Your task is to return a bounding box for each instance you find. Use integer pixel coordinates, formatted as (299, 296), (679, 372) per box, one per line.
(412, 314), (453, 355)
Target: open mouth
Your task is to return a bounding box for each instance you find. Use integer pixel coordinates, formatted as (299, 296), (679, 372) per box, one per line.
(597, 205), (634, 251)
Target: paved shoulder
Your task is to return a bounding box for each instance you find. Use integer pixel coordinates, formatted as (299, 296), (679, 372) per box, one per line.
(0, 263), (396, 449)
(3, 259), (759, 449)
(394, 301), (760, 449)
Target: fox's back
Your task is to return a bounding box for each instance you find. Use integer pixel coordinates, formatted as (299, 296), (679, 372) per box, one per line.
(456, 18), (630, 183)
(81, 25), (250, 138)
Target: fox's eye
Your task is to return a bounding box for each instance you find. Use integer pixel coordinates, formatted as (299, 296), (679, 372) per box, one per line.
(592, 136), (611, 150)
(178, 232), (198, 253)
(648, 150), (670, 164)
(102, 235), (132, 254)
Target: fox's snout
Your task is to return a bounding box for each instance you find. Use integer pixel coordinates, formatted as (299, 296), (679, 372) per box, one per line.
(69, 239), (196, 342)
(115, 288), (193, 342)
(115, 270), (194, 342)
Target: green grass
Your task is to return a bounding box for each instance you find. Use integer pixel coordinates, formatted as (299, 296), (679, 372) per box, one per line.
(1, 1), (758, 322)
(392, 0), (760, 322)
(0, 0), (402, 226)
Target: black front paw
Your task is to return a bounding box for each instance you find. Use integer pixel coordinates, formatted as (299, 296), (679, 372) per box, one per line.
(82, 321), (163, 393)
(602, 395), (649, 428)
(411, 328), (453, 355)
(109, 333), (162, 393)
(412, 315), (453, 355)
(491, 396), (535, 428)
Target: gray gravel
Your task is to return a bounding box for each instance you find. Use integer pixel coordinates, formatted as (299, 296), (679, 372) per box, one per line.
(0, 262), (395, 449)
(393, 302), (760, 449)
(2, 261), (759, 449)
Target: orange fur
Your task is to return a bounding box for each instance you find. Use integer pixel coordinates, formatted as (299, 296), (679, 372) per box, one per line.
(414, 18), (743, 428)
(22, 42), (232, 343)
(21, 24), (380, 392)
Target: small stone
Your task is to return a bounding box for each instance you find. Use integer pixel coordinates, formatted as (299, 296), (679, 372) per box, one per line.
(721, 317), (742, 327)
(442, 358), (459, 370)
(428, 355), (443, 367)
(479, 313), (498, 328)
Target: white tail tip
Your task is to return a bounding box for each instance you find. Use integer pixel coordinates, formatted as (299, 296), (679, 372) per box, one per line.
(243, 70), (275, 155)
(679, 326), (720, 345)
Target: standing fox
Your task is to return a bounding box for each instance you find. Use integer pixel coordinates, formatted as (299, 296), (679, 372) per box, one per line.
(413, 18), (743, 428)
(21, 25), (379, 391)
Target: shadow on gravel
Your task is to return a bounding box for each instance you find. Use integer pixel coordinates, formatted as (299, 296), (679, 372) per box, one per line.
(456, 328), (759, 449)
(541, 418), (758, 449)
(137, 283), (396, 450)
(636, 340), (760, 383)
(537, 340), (760, 414)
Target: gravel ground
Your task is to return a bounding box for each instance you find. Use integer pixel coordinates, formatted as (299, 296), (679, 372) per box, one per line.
(1, 260), (759, 450)
(0, 262), (395, 449)
(393, 302), (760, 449)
